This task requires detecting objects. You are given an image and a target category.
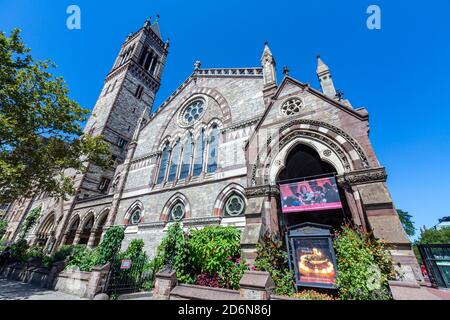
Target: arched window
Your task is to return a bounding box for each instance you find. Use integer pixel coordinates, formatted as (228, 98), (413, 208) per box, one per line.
(157, 143), (170, 184)
(193, 130), (205, 177)
(167, 140), (181, 182)
(179, 135), (193, 180)
(224, 194), (246, 217)
(207, 125), (219, 173)
(169, 202), (185, 222)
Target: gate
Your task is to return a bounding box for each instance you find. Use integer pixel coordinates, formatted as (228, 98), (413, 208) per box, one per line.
(418, 244), (450, 288)
(104, 254), (153, 297)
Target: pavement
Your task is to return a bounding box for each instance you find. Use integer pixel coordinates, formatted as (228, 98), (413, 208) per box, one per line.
(0, 279), (86, 300)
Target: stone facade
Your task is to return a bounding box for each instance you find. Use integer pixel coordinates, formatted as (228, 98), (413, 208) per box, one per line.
(4, 19), (422, 286)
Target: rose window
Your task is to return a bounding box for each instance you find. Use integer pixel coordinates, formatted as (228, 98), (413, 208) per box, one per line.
(130, 209), (141, 225)
(281, 98), (303, 116)
(182, 100), (205, 125)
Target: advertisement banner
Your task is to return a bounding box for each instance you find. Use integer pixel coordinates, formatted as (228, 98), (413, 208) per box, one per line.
(293, 237), (337, 286)
(280, 177), (342, 214)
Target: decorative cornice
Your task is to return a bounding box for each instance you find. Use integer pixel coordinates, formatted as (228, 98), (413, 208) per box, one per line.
(182, 217), (222, 227)
(245, 185), (280, 198)
(337, 167), (387, 188)
(221, 117), (261, 133)
(195, 68), (263, 78)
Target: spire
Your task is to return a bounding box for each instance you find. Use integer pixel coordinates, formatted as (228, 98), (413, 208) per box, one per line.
(316, 55), (336, 97)
(150, 14), (162, 39)
(261, 42), (277, 87)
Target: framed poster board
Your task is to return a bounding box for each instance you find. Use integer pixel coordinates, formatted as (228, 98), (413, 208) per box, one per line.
(286, 223), (338, 289)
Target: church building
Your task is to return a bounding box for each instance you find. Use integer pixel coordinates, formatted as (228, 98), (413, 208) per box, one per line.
(3, 18), (423, 284)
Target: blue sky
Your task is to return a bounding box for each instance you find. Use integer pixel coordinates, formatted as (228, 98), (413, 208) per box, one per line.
(1, 0), (449, 238)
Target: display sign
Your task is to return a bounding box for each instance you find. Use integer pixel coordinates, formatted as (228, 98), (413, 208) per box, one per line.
(120, 260), (132, 270)
(280, 177), (342, 214)
(293, 237), (336, 286)
(286, 223), (338, 290)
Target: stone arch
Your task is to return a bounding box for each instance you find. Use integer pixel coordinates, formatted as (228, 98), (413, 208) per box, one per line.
(123, 201), (144, 225)
(160, 193), (192, 222)
(94, 208), (110, 229)
(212, 183), (247, 217)
(93, 208), (109, 247)
(78, 211), (95, 245)
(252, 120), (371, 186)
(36, 212), (56, 241)
(153, 87), (233, 151)
(64, 214), (80, 245)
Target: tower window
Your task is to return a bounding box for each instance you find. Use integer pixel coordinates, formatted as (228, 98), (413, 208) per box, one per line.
(117, 137), (128, 151)
(98, 178), (111, 193)
(135, 85), (144, 99)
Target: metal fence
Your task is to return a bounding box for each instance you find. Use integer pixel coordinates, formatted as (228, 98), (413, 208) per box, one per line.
(418, 244), (450, 289)
(104, 254), (153, 297)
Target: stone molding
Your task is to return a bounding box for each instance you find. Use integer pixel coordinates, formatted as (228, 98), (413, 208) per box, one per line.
(337, 167), (388, 187)
(245, 185), (280, 199)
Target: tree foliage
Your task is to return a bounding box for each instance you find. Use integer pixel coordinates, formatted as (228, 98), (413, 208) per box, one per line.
(17, 206), (41, 241)
(397, 209), (416, 237)
(417, 227), (450, 245)
(0, 29), (111, 203)
(0, 219), (7, 239)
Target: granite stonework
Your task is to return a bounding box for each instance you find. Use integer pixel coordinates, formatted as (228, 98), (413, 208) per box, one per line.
(4, 19), (423, 293)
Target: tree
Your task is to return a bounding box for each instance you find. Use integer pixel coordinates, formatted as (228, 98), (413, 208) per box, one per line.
(0, 29), (111, 203)
(417, 227), (450, 245)
(397, 209), (416, 237)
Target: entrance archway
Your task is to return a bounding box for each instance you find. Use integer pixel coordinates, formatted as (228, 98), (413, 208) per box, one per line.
(79, 214), (94, 245)
(65, 216), (80, 245)
(36, 213), (55, 248)
(93, 211), (108, 247)
(276, 144), (351, 231)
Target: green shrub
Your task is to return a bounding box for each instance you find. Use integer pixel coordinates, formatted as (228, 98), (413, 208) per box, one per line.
(293, 290), (335, 300)
(0, 220), (8, 239)
(334, 226), (392, 300)
(42, 245), (78, 268)
(66, 245), (100, 272)
(254, 232), (295, 296)
(26, 245), (44, 261)
(10, 239), (29, 262)
(150, 223), (194, 284)
(96, 226), (125, 265)
(189, 226), (245, 289)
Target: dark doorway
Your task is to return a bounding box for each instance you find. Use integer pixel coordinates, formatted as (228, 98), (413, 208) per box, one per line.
(79, 215), (94, 245)
(65, 217), (80, 245)
(276, 144), (350, 232)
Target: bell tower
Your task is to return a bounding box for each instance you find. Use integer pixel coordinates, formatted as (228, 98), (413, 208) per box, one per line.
(79, 17), (169, 199)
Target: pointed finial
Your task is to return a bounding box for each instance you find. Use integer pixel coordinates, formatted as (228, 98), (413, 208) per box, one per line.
(264, 40), (269, 46)
(194, 60), (202, 71)
(164, 38), (170, 50)
(283, 66), (290, 76)
(155, 14), (160, 23)
(144, 17), (152, 28)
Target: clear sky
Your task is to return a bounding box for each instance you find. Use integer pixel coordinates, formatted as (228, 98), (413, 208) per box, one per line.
(1, 0), (449, 238)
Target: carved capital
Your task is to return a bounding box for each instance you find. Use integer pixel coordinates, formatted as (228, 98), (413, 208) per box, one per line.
(245, 185), (280, 199)
(337, 167), (388, 188)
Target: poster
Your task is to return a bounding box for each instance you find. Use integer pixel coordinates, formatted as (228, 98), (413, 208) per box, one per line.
(293, 238), (336, 286)
(280, 177), (342, 214)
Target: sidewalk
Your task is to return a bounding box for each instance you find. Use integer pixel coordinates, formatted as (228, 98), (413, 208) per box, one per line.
(0, 279), (86, 300)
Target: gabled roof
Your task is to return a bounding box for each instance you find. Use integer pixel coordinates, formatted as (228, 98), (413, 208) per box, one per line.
(151, 21), (162, 39)
(245, 76), (369, 150)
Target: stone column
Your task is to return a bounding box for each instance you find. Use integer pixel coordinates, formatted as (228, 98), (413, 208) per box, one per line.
(87, 228), (98, 248)
(339, 167), (424, 284)
(153, 270), (177, 300)
(73, 230), (82, 245)
(60, 232), (69, 246)
(241, 185), (280, 262)
(239, 271), (275, 300)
